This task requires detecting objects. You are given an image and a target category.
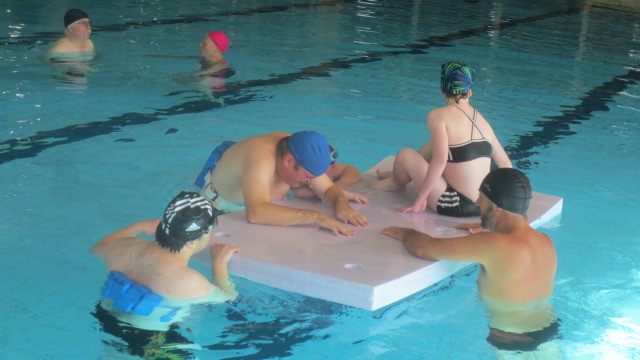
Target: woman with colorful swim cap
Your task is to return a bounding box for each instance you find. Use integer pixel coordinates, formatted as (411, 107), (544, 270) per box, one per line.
(155, 31), (231, 92)
(145, 30), (229, 69)
(370, 61), (512, 217)
(198, 31), (230, 72)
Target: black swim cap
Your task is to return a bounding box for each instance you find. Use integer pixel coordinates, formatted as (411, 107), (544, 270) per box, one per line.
(155, 191), (218, 247)
(480, 168), (532, 215)
(64, 9), (89, 27)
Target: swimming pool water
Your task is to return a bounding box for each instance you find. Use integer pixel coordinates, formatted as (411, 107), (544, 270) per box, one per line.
(1, 0), (639, 359)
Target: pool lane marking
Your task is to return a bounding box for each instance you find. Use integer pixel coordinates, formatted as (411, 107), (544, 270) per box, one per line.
(0, 5), (630, 165)
(0, 0), (358, 47)
(506, 65), (640, 170)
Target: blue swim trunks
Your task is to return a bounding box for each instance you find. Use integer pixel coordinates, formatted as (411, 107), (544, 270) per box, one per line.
(195, 141), (236, 188)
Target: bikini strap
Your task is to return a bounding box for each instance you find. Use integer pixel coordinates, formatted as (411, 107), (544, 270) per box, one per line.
(450, 104), (486, 140)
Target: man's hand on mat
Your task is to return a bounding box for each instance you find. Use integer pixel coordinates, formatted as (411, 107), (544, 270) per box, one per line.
(319, 217), (357, 236)
(456, 223), (487, 234)
(211, 243), (241, 267)
(379, 226), (412, 241)
(336, 206), (369, 228)
(343, 190), (371, 205)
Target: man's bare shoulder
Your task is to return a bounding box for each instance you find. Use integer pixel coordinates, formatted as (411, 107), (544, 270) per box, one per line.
(475, 226), (549, 259)
(49, 38), (74, 53)
(92, 236), (145, 257)
(236, 132), (288, 160)
(450, 230), (518, 262)
(85, 39), (95, 52)
(163, 266), (214, 299)
(244, 131), (290, 144)
(49, 37), (94, 53)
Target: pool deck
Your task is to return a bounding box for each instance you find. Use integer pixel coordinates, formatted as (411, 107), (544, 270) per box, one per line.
(195, 157), (563, 310)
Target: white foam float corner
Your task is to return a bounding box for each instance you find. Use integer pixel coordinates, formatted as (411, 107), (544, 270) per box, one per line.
(194, 156), (563, 310)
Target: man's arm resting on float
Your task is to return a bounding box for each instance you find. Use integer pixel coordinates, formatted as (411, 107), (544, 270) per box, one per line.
(311, 173), (369, 226)
(333, 164), (362, 188)
(241, 169), (356, 235)
(321, 184), (369, 226)
(380, 226), (497, 264)
(323, 167), (370, 205)
(210, 243), (240, 301)
(246, 199), (355, 236)
(91, 219), (160, 254)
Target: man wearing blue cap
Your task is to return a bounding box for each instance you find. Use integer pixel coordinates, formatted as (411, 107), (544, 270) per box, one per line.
(195, 131), (370, 236)
(49, 9), (94, 53)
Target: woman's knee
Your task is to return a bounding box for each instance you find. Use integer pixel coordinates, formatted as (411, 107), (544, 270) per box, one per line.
(396, 148), (420, 163)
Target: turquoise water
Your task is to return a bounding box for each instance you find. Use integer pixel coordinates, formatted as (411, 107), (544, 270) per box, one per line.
(1, 0), (639, 359)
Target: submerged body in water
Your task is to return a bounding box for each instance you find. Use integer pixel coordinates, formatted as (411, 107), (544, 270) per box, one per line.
(482, 295), (561, 355)
(42, 51), (99, 86)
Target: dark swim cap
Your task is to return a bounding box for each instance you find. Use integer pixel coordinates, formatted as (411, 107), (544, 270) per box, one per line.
(64, 9), (89, 27)
(480, 168), (532, 215)
(441, 61), (475, 95)
(287, 130), (331, 176)
(155, 191), (217, 245)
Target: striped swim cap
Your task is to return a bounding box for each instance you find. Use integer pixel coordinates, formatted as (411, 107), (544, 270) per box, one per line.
(156, 191), (217, 246)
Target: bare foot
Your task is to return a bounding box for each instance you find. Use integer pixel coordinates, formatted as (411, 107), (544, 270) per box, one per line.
(376, 168), (392, 180)
(368, 177), (405, 192)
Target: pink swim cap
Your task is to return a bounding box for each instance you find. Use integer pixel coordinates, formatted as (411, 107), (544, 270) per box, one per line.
(207, 31), (229, 53)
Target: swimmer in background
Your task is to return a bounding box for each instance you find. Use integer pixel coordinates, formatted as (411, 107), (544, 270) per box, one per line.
(183, 31), (231, 92)
(381, 169), (561, 357)
(195, 31), (230, 75)
(149, 31), (232, 92)
(294, 145), (364, 201)
(43, 9), (97, 83)
(48, 8), (94, 54)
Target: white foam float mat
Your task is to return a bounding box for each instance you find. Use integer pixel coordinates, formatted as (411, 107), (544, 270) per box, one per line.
(194, 156), (563, 310)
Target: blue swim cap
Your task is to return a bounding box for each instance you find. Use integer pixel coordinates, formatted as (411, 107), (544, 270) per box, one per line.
(287, 131), (331, 176)
(441, 62), (475, 95)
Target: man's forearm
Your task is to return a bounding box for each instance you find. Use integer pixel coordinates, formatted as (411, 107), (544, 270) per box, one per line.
(94, 220), (154, 247)
(246, 202), (326, 227)
(214, 276), (238, 298)
(403, 229), (437, 260)
(334, 165), (361, 188)
(322, 185), (349, 209)
(213, 265), (237, 297)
